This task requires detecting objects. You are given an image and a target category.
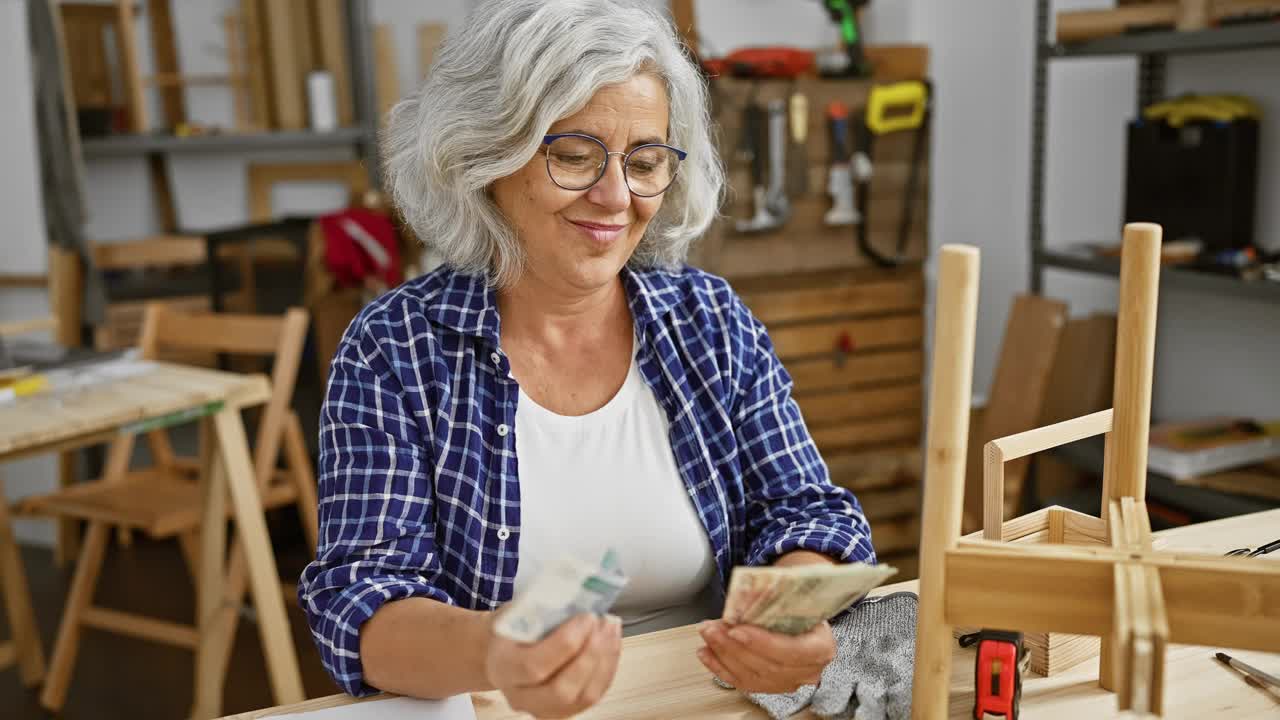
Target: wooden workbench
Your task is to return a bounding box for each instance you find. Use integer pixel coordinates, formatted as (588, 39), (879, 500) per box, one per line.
(223, 508), (1280, 719)
(0, 361), (306, 717)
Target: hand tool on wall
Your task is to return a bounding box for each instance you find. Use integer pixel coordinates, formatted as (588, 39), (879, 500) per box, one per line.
(788, 91), (810, 196)
(737, 99), (791, 233)
(824, 101), (863, 226)
(855, 79), (931, 267)
(818, 0), (872, 77)
(960, 629), (1029, 720)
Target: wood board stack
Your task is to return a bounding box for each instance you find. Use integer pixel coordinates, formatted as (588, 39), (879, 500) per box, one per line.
(1057, 0), (1280, 43)
(697, 47), (932, 580)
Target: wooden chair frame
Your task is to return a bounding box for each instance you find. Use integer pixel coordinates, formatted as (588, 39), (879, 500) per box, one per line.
(911, 225), (1280, 718)
(20, 304), (318, 713)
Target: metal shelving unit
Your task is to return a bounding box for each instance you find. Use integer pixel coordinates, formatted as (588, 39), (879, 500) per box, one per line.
(1028, 2), (1280, 298)
(82, 0), (381, 185)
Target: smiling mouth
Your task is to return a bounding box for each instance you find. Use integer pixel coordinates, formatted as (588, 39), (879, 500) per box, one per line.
(569, 220), (628, 232)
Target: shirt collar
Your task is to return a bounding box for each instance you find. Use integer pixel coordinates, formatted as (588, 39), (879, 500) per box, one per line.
(423, 266), (681, 343)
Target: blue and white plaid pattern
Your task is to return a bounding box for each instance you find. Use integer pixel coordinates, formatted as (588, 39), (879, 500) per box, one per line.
(299, 265), (876, 696)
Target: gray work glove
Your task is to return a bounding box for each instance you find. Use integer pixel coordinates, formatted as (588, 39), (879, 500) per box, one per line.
(715, 591), (917, 720)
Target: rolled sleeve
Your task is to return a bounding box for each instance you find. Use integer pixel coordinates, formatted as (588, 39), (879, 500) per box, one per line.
(732, 312), (876, 568)
(298, 328), (451, 696)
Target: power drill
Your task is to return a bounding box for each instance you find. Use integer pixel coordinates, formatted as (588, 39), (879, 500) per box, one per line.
(821, 0), (872, 77)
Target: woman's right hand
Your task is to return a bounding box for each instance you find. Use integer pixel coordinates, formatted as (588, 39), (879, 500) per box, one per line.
(484, 613), (623, 719)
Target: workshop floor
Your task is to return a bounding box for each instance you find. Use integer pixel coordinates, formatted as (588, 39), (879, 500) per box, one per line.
(1, 535), (340, 719)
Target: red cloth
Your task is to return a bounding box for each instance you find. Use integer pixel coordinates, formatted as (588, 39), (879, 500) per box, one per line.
(319, 208), (402, 290)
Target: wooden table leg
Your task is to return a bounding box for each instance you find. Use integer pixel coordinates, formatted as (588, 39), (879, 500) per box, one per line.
(193, 420), (230, 719)
(0, 471), (46, 687)
(210, 408), (304, 706)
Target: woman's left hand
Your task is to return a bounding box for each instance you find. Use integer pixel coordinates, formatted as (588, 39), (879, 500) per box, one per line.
(695, 618), (837, 694)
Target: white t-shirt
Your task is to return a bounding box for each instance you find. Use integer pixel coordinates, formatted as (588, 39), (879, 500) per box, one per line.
(511, 341), (717, 636)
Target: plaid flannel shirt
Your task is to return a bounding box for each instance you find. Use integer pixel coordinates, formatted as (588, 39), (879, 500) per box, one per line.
(299, 265), (876, 696)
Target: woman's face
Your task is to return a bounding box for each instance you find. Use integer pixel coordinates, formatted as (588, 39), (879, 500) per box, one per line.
(491, 73), (670, 293)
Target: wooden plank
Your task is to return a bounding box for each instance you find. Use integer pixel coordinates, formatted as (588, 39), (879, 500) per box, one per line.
(788, 349), (923, 394)
(962, 507), (1052, 543)
(945, 546), (1113, 636)
(962, 294), (1067, 533)
(290, 0), (317, 79)
(0, 471), (45, 686)
(192, 421), (229, 718)
(769, 314), (923, 360)
(1056, 5), (1178, 43)
(859, 484), (920, 522)
(313, 0), (354, 127)
(262, 0), (305, 129)
(115, 0), (148, 132)
(1036, 313), (1117, 502)
(242, 0), (272, 128)
(1103, 225), (1161, 506)
(246, 161), (370, 221)
(47, 246), (82, 349)
(417, 23), (447, 80)
(80, 606), (198, 648)
(670, 0), (697, 55)
(810, 413), (922, 454)
(796, 382), (920, 426)
(224, 12), (251, 131)
(911, 246), (979, 720)
(151, 309), (287, 356)
(146, 0), (184, 126)
(373, 24), (400, 120)
(990, 409), (1113, 462)
(91, 235), (206, 270)
(872, 515), (920, 554)
(211, 409), (304, 706)
(737, 272), (924, 326)
(1061, 507), (1108, 546)
(824, 446), (919, 492)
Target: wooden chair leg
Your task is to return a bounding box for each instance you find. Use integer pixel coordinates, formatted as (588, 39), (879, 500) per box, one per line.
(40, 433), (134, 709)
(0, 474), (45, 687)
(55, 453), (79, 568)
(215, 408), (303, 705)
(911, 246), (980, 720)
(39, 521), (109, 711)
(192, 441), (229, 719)
(284, 413), (319, 554)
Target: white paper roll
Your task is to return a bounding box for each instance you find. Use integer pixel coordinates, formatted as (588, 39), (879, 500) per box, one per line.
(308, 71), (338, 132)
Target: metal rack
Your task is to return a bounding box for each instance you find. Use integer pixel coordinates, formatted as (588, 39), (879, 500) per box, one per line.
(1027, 1), (1280, 300)
(82, 0), (382, 186)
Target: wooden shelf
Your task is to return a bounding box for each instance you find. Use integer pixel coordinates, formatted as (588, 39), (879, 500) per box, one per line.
(1037, 247), (1280, 305)
(81, 127), (370, 158)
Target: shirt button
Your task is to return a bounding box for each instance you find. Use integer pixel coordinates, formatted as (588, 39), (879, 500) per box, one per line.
(496, 424), (509, 437)
(497, 527), (511, 540)
(490, 351), (501, 365)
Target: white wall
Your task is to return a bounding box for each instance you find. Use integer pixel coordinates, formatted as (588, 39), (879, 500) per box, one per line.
(1, 0), (60, 545)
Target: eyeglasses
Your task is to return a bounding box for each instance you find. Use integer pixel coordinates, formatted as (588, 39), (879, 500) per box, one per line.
(542, 133), (687, 198)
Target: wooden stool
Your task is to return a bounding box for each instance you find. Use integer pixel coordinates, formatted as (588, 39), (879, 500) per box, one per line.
(19, 305), (317, 715)
(910, 225), (1280, 718)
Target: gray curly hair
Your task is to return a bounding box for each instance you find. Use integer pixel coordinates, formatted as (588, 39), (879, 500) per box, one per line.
(381, 0), (725, 287)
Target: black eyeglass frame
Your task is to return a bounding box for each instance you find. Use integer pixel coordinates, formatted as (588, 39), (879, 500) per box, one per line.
(541, 133), (687, 198)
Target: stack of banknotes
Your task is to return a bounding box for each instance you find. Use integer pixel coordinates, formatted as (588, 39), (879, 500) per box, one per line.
(494, 550), (629, 643)
(723, 563), (898, 635)
(494, 551), (896, 642)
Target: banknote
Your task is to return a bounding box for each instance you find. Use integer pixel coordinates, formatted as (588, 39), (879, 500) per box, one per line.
(723, 563), (897, 635)
(493, 550), (629, 643)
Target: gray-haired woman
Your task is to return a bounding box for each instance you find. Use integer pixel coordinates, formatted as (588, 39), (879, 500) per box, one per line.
(299, 1), (877, 716)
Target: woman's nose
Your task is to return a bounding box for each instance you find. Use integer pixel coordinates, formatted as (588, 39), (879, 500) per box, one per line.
(587, 154), (632, 211)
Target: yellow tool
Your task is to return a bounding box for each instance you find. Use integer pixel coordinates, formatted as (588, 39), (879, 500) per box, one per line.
(866, 80), (928, 135)
(1144, 94), (1261, 127)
